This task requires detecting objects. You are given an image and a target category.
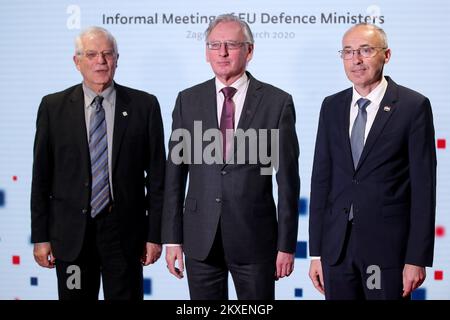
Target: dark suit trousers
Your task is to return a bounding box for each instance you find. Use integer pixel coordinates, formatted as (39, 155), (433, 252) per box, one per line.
(322, 222), (408, 300)
(55, 206), (143, 300)
(185, 225), (275, 300)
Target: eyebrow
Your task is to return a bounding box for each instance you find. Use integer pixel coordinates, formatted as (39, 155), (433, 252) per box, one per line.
(342, 44), (372, 49)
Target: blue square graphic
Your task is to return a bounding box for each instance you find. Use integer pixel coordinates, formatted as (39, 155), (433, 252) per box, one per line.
(143, 278), (152, 295)
(294, 288), (303, 298)
(0, 190), (5, 207)
(295, 241), (307, 259)
(298, 198), (308, 215)
(30, 277), (38, 286)
(411, 288), (426, 300)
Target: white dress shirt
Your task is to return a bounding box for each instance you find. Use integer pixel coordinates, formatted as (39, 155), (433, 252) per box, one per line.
(349, 76), (388, 142)
(215, 72), (250, 129)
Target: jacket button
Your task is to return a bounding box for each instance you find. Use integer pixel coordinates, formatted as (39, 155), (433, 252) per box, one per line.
(221, 171), (227, 175)
(84, 181), (89, 187)
(82, 209), (88, 214)
(215, 198), (221, 203)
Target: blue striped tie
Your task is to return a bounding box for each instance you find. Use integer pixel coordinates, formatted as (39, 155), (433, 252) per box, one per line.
(89, 96), (110, 218)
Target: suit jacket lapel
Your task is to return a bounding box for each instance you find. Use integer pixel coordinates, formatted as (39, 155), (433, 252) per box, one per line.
(112, 83), (130, 175)
(201, 78), (219, 131)
(356, 77), (398, 171)
(236, 72), (262, 132)
(69, 85), (89, 160)
(339, 89), (354, 172)
(222, 72), (263, 167)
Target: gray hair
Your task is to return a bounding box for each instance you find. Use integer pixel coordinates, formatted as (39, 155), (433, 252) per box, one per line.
(347, 23), (388, 48)
(205, 14), (254, 44)
(75, 26), (118, 56)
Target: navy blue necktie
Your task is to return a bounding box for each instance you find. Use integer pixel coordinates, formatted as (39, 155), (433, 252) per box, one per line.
(89, 96), (110, 217)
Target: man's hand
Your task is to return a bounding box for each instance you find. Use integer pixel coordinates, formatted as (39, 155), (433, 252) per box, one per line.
(165, 246), (184, 279)
(403, 264), (426, 297)
(309, 259), (325, 295)
(33, 242), (55, 268)
(141, 242), (162, 266)
(275, 251), (294, 280)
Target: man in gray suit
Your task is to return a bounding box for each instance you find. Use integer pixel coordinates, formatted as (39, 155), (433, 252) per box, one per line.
(161, 14), (300, 299)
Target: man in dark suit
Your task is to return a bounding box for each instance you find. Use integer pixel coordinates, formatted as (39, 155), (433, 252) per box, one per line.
(31, 26), (166, 300)
(309, 23), (436, 300)
(161, 14), (300, 300)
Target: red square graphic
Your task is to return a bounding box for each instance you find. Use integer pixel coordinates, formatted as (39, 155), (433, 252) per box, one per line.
(437, 139), (446, 149)
(12, 255), (20, 265)
(436, 226), (445, 237)
(434, 270), (443, 280)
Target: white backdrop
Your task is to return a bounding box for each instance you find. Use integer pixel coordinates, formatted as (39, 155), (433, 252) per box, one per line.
(0, 0), (449, 299)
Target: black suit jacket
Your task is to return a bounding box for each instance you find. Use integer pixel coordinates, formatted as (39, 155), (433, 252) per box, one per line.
(162, 72), (300, 264)
(309, 76), (436, 268)
(31, 83), (166, 262)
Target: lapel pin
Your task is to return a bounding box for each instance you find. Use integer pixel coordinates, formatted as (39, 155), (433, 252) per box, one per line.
(383, 106), (391, 112)
(122, 111), (128, 117)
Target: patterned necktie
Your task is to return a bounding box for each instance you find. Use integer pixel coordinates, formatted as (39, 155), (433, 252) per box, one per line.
(89, 96), (110, 217)
(220, 87), (237, 161)
(350, 98), (371, 169)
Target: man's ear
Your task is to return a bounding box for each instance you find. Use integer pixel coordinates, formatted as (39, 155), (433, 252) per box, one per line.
(246, 44), (254, 63)
(384, 48), (391, 64)
(73, 55), (81, 71)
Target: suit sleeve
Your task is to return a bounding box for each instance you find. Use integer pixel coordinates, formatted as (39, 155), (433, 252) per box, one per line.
(161, 93), (189, 244)
(30, 97), (53, 243)
(309, 98), (332, 257)
(145, 96), (166, 243)
(276, 94), (300, 253)
(405, 97), (437, 267)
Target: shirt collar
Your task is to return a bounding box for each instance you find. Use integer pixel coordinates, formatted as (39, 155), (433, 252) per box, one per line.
(83, 82), (116, 108)
(351, 76), (388, 108)
(215, 72), (249, 95)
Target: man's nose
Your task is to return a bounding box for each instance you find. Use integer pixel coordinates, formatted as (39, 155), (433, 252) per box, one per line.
(96, 53), (107, 63)
(352, 50), (363, 64)
(219, 43), (229, 57)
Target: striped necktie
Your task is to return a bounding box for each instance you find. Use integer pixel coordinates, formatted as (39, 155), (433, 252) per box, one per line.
(89, 96), (110, 218)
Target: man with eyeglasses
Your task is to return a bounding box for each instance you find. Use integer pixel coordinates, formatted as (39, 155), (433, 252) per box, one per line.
(162, 14), (299, 299)
(31, 26), (166, 300)
(309, 23), (436, 300)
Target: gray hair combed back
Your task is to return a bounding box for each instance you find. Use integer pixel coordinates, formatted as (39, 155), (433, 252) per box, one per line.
(205, 14), (254, 44)
(75, 26), (118, 55)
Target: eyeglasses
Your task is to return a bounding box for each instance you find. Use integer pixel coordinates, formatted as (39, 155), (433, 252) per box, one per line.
(206, 41), (250, 50)
(339, 46), (387, 60)
(80, 50), (116, 60)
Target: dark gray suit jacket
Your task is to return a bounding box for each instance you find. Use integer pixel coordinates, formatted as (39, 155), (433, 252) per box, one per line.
(162, 72), (300, 264)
